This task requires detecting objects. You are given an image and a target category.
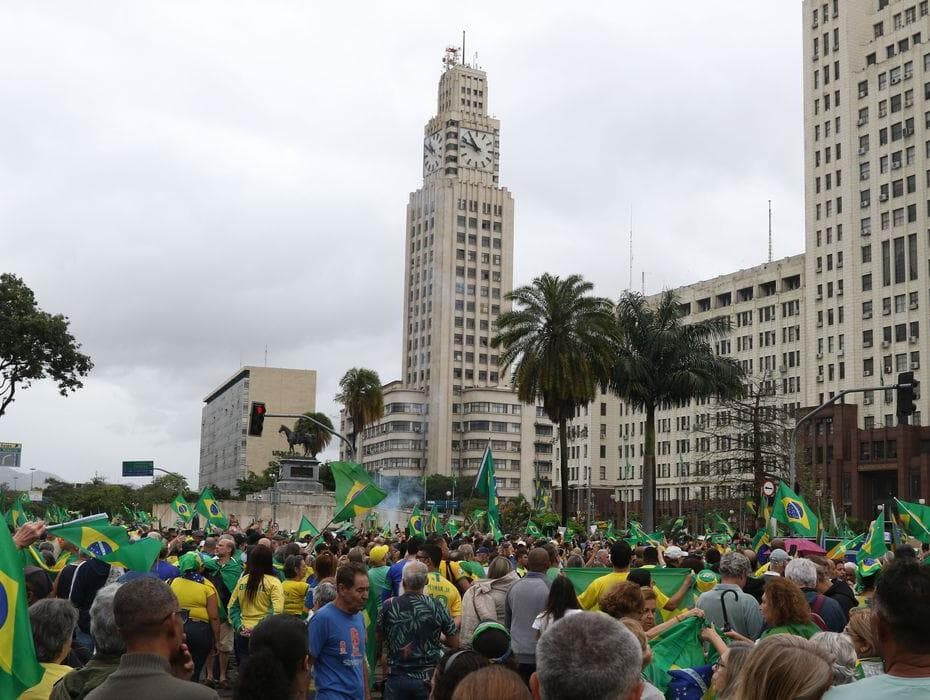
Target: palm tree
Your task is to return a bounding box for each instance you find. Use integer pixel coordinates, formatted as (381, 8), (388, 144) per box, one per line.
(610, 290), (745, 531)
(335, 368), (384, 455)
(492, 273), (617, 526)
(296, 412), (334, 459)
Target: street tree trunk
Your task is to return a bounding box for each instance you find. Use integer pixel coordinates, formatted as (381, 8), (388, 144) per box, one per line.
(643, 403), (657, 531)
(559, 416), (569, 526)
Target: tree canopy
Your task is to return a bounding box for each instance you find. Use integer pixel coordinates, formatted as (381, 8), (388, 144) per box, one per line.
(335, 367), (384, 453)
(0, 273), (93, 418)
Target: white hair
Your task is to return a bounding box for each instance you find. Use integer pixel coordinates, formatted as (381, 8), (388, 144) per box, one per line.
(785, 558), (818, 589)
(810, 631), (856, 685)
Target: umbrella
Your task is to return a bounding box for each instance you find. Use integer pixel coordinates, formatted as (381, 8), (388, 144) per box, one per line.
(784, 538), (826, 555)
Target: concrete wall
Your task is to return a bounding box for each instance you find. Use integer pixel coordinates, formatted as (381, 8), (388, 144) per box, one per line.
(153, 496), (335, 533)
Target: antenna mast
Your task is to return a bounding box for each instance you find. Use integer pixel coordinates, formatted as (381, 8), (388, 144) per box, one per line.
(628, 207), (633, 292)
(462, 30), (466, 67)
(768, 199), (773, 263)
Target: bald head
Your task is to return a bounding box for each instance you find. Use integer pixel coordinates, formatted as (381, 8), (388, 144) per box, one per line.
(257, 537), (272, 549)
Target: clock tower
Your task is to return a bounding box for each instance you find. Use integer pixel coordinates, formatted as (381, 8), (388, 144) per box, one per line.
(343, 49), (551, 504)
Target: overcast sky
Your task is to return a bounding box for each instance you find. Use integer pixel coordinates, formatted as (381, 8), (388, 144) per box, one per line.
(0, 2), (804, 486)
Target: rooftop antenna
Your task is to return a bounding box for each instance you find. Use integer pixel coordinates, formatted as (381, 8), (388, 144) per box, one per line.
(462, 30), (466, 67)
(768, 199), (773, 263)
(641, 270), (645, 295)
(628, 207), (633, 292)
(264, 345), (268, 367)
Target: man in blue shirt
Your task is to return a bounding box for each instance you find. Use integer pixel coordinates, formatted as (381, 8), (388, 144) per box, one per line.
(309, 562), (370, 700)
(387, 537), (421, 597)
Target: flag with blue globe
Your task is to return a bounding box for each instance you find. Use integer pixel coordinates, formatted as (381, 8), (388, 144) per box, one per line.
(771, 482), (819, 537)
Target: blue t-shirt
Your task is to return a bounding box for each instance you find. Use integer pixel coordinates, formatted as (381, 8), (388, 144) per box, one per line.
(387, 559), (408, 597)
(308, 602), (366, 700)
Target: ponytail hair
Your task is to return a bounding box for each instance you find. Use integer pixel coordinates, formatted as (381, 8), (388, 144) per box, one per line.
(234, 615), (308, 700)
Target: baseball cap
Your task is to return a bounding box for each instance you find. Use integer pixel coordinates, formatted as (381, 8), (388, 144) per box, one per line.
(664, 545), (685, 559)
(476, 546), (490, 554)
(696, 570), (718, 593)
(768, 548), (790, 563)
(369, 545), (389, 565)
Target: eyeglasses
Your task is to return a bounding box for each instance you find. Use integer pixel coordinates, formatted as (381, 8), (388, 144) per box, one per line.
(158, 609), (190, 625)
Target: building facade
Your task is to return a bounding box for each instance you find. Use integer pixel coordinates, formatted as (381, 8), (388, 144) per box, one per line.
(552, 256), (807, 526)
(200, 366), (316, 491)
(340, 51), (554, 502)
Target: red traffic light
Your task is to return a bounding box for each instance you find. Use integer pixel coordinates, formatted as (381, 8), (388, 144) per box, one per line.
(248, 401), (267, 436)
(255, 404), (265, 415)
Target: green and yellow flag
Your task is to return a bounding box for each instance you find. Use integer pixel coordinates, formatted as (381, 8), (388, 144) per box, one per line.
(25, 546), (75, 574)
(0, 512), (43, 696)
(331, 461), (387, 523)
(5, 493), (29, 530)
(642, 616), (706, 694)
(195, 488), (228, 529)
(895, 498), (930, 544)
(826, 532), (865, 560)
(408, 506), (425, 538)
(427, 506), (440, 534)
(527, 520), (542, 538)
(751, 528), (770, 553)
(48, 517), (161, 573)
(772, 481), (819, 537)
(171, 494), (193, 523)
(857, 515), (887, 577)
(298, 515), (320, 540)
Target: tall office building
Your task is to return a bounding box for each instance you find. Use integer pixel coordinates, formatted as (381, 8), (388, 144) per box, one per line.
(341, 50), (554, 500)
(802, 0), (927, 422)
(200, 366), (316, 491)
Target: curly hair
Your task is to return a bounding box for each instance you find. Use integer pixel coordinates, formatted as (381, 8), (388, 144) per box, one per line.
(598, 581), (644, 620)
(762, 577), (812, 628)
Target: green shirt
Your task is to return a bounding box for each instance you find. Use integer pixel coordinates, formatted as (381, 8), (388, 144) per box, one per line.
(761, 622), (821, 640)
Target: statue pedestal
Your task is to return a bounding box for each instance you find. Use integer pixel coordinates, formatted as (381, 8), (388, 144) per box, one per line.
(274, 456), (324, 494)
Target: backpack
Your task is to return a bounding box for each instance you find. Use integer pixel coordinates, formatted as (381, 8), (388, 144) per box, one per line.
(205, 569), (233, 608)
(810, 594), (829, 631)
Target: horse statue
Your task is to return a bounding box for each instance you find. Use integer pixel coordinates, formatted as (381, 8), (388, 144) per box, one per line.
(278, 425), (314, 457)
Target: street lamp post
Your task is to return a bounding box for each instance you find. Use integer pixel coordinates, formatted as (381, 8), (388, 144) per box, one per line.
(446, 490), (452, 518)
(29, 468), (36, 491)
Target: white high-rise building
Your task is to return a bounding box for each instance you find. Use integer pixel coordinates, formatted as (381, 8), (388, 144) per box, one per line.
(802, 0), (928, 425)
(341, 50), (554, 501)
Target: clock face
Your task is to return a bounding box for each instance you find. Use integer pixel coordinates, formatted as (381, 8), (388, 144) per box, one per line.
(459, 129), (494, 170)
(423, 132), (442, 175)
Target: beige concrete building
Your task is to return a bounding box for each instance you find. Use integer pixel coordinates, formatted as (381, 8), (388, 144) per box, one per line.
(556, 257), (806, 521)
(340, 51), (554, 502)
(200, 366), (316, 491)
(802, 0), (928, 429)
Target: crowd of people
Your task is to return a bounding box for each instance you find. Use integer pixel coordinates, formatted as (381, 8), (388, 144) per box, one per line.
(10, 516), (930, 699)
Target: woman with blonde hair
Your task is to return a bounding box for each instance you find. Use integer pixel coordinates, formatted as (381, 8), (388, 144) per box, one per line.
(736, 634), (834, 700)
(844, 607), (884, 678)
(450, 665), (530, 700)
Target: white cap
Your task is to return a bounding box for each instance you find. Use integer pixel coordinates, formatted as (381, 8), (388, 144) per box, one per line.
(664, 545), (684, 559)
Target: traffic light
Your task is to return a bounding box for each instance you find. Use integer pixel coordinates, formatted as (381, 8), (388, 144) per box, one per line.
(896, 371), (918, 423)
(248, 401), (267, 436)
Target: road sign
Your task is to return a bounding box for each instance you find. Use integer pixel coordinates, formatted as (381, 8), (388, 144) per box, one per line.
(122, 460), (154, 477)
(0, 443), (22, 467)
(762, 480), (776, 498)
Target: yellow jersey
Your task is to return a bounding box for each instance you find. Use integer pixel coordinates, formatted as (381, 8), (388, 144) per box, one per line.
(578, 571), (629, 611)
(228, 573), (285, 631)
(282, 579), (309, 616)
(426, 571), (463, 620)
(170, 576), (218, 623)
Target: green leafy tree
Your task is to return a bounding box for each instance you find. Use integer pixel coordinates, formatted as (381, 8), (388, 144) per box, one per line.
(0, 273), (94, 418)
(500, 494), (532, 535)
(492, 273), (616, 526)
(335, 368), (384, 454)
(610, 290), (745, 531)
(296, 412), (334, 458)
(318, 462), (336, 491)
(424, 475), (459, 501)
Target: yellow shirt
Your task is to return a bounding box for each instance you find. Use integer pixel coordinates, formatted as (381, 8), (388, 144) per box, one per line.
(19, 662), (71, 699)
(229, 573), (285, 630)
(282, 579), (309, 616)
(440, 560), (470, 584)
(170, 576), (217, 623)
(427, 571), (463, 620)
(578, 571), (629, 611)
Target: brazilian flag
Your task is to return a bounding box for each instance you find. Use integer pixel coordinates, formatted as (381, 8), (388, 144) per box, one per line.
(446, 519), (460, 538)
(5, 493), (29, 530)
(195, 488), (228, 529)
(170, 494), (193, 523)
(331, 462), (387, 523)
(408, 507), (425, 538)
(857, 515), (887, 577)
(298, 515), (320, 540)
(826, 532), (865, 560)
(751, 528), (770, 553)
(527, 520), (542, 538)
(772, 482), (819, 537)
(0, 514), (43, 696)
(428, 506), (440, 534)
(25, 546), (75, 574)
(895, 498), (930, 544)
(48, 517), (161, 572)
